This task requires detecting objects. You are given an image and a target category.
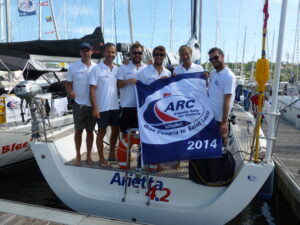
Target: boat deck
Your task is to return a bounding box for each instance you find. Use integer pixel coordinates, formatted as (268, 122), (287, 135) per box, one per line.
(65, 104), (256, 180)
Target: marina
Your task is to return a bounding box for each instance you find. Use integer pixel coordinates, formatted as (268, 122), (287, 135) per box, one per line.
(0, 0), (299, 224)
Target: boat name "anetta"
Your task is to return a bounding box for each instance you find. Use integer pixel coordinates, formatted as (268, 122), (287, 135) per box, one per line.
(110, 172), (164, 190)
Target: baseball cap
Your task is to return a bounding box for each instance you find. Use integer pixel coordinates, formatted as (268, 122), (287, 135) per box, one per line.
(80, 42), (93, 50)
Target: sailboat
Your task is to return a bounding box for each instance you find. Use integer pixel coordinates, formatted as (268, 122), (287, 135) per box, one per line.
(14, 0), (288, 224)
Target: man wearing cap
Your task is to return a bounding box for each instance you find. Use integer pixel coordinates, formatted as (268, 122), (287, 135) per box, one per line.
(65, 42), (96, 166)
(90, 42), (120, 166)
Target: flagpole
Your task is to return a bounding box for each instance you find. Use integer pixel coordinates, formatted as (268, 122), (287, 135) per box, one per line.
(39, 0), (42, 39)
(252, 0), (270, 162)
(49, 0), (60, 40)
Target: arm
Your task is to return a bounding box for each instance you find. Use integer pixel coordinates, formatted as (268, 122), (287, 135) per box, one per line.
(117, 78), (137, 88)
(219, 94), (232, 135)
(90, 85), (100, 119)
(65, 81), (76, 99)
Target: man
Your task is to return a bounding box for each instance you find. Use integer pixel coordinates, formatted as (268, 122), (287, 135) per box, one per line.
(173, 45), (204, 75)
(137, 45), (171, 84)
(172, 45), (205, 169)
(90, 43), (119, 166)
(117, 41), (147, 133)
(208, 47), (236, 145)
(136, 45), (171, 172)
(65, 42), (96, 166)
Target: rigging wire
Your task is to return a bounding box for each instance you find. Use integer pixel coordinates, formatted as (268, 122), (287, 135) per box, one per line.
(150, 0), (158, 48)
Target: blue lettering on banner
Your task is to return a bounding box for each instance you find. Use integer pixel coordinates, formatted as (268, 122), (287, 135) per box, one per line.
(136, 72), (222, 164)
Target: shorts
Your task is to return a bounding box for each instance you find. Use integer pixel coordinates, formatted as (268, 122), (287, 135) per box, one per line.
(119, 107), (138, 132)
(97, 109), (120, 128)
(73, 102), (96, 131)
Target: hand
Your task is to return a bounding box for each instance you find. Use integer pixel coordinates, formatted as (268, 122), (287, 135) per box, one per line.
(126, 78), (137, 84)
(219, 122), (228, 135)
(172, 73), (177, 77)
(204, 71), (210, 79)
(160, 76), (169, 79)
(69, 91), (76, 99)
(122, 58), (129, 65)
(92, 108), (100, 119)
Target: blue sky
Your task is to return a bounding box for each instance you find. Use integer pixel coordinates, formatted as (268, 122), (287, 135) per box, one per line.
(3, 0), (300, 63)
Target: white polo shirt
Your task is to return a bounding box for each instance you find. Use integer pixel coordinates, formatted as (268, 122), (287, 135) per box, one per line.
(173, 63), (204, 75)
(137, 64), (171, 85)
(208, 67), (236, 122)
(89, 62), (119, 112)
(117, 61), (147, 107)
(65, 60), (96, 106)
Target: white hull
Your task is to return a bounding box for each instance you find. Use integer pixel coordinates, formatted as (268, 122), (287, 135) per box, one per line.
(277, 95), (300, 129)
(30, 119), (274, 225)
(0, 114), (73, 167)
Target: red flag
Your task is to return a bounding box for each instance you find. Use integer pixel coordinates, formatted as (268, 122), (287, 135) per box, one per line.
(263, 0), (269, 29)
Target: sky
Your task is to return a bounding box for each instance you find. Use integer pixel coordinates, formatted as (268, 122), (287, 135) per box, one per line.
(1, 0), (299, 63)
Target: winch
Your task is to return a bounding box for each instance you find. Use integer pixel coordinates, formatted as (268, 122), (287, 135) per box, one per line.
(14, 80), (42, 138)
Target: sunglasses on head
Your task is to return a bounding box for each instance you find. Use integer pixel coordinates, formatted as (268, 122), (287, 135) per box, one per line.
(153, 53), (165, 57)
(209, 55), (219, 62)
(132, 51), (143, 55)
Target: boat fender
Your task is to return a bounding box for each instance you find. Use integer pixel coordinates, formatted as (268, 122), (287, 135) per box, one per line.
(117, 134), (140, 169)
(258, 169), (274, 201)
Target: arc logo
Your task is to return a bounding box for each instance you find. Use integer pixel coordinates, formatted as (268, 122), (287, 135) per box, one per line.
(7, 100), (19, 110)
(143, 94), (204, 130)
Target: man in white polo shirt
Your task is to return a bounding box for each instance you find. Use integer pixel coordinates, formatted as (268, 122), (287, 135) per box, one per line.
(174, 45), (204, 75)
(117, 41), (147, 133)
(65, 42), (96, 166)
(136, 45), (171, 172)
(208, 47), (236, 146)
(90, 43), (119, 166)
(137, 45), (171, 85)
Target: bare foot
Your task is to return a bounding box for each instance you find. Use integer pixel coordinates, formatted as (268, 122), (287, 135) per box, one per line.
(99, 159), (112, 168)
(74, 160), (82, 166)
(86, 158), (94, 165)
(172, 163), (180, 170)
(157, 164), (164, 172)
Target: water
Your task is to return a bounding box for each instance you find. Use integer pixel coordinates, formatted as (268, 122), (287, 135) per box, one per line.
(0, 161), (298, 225)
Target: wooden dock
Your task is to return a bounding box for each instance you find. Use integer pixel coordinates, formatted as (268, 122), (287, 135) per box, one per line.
(269, 118), (300, 221)
(0, 198), (137, 225)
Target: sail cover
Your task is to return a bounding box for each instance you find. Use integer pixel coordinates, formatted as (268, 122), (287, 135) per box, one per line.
(0, 27), (105, 59)
(0, 49), (64, 80)
(136, 72), (222, 164)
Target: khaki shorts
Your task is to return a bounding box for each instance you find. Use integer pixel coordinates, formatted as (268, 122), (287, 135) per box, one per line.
(73, 102), (96, 131)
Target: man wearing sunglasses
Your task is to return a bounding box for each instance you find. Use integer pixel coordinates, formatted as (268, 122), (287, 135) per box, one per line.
(208, 47), (236, 146)
(117, 42), (147, 134)
(137, 45), (171, 85)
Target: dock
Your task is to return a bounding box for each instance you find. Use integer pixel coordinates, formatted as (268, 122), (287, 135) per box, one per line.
(271, 118), (300, 221)
(0, 198), (137, 225)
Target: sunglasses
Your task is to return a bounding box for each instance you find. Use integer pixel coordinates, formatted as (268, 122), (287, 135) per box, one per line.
(132, 51), (143, 55)
(153, 53), (165, 57)
(209, 55), (219, 62)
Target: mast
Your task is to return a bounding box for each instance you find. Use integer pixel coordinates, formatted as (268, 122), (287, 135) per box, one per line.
(64, 0), (67, 39)
(100, 0), (104, 34)
(5, 0), (11, 42)
(199, 0), (202, 60)
(215, 0), (220, 46)
(38, 0), (42, 39)
(49, 0), (60, 40)
(265, 0), (288, 162)
(250, 46), (256, 79)
(290, 0), (300, 82)
(0, 0), (4, 42)
(240, 26), (247, 82)
(169, 0), (173, 51)
(234, 0), (242, 74)
(270, 31), (275, 81)
(191, 0), (197, 37)
(128, 0), (134, 43)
